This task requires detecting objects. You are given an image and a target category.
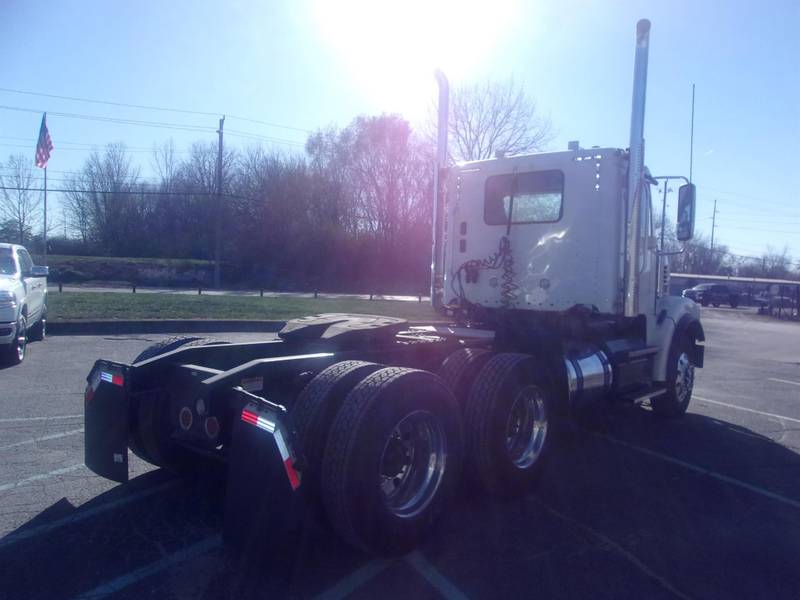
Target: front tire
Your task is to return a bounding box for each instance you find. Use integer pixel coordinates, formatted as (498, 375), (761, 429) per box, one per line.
(464, 353), (552, 497)
(321, 367), (463, 555)
(4, 315), (27, 365)
(651, 335), (695, 417)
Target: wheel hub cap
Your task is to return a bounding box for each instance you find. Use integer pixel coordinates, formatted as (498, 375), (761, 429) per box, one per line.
(379, 410), (446, 518)
(505, 385), (548, 469)
(675, 352), (694, 403)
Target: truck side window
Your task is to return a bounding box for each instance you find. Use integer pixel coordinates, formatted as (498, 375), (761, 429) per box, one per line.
(484, 170), (564, 225)
(17, 249), (33, 275)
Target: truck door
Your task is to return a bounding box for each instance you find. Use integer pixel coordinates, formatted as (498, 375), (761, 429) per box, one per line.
(16, 248), (43, 323)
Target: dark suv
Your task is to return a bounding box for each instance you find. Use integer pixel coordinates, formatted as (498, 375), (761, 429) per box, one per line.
(682, 283), (739, 308)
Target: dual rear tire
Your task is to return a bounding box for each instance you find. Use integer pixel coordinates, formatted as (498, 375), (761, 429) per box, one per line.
(292, 362), (463, 555)
(291, 349), (554, 555)
(440, 350), (553, 497)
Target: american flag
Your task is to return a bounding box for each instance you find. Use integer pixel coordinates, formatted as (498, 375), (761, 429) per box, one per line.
(35, 113), (54, 168)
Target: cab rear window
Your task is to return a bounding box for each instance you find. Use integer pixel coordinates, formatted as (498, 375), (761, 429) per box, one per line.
(484, 170), (564, 225)
(0, 249), (16, 275)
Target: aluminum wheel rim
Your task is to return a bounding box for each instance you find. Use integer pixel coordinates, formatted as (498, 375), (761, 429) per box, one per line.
(16, 317), (26, 361)
(675, 352), (694, 404)
(379, 410), (446, 519)
(505, 385), (548, 469)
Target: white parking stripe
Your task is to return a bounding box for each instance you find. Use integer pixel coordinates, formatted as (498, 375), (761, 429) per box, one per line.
(0, 428), (84, 451)
(537, 500), (691, 600)
(695, 395), (800, 425)
(0, 414), (82, 423)
(313, 560), (389, 600)
(593, 430), (800, 511)
(406, 551), (470, 600)
(0, 480), (180, 549)
(0, 464), (84, 493)
(74, 534), (221, 599)
(768, 378), (800, 388)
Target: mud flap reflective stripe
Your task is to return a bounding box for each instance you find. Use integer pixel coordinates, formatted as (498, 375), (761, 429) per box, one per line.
(240, 408), (301, 490)
(224, 401), (308, 578)
(84, 360), (130, 483)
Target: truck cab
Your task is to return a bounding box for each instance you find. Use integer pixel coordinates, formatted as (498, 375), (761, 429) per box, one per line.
(441, 148), (630, 314)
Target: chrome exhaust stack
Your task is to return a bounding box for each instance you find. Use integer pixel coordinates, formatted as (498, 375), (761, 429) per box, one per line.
(431, 69), (449, 311)
(624, 19), (651, 317)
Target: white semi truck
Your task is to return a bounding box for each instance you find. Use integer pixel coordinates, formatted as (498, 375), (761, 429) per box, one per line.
(84, 19), (704, 561)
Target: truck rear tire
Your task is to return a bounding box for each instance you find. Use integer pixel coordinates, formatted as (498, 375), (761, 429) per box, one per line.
(321, 367), (463, 555)
(28, 307), (46, 341)
(651, 335), (695, 418)
(464, 353), (552, 497)
(437, 348), (492, 409)
(291, 360), (382, 502)
(130, 336), (228, 468)
(132, 335), (228, 363)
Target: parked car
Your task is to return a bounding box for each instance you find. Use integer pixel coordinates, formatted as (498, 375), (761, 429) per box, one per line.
(682, 283), (739, 308)
(0, 243), (48, 365)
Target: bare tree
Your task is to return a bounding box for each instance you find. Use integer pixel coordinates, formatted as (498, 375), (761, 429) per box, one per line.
(0, 154), (42, 244)
(760, 246), (793, 279)
(444, 78), (554, 162)
(151, 139), (178, 191)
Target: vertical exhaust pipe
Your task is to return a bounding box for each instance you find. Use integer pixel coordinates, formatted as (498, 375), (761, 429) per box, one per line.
(624, 19), (651, 317)
(431, 69), (449, 311)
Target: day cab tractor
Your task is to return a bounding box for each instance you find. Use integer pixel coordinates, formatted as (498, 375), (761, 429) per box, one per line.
(84, 19), (704, 559)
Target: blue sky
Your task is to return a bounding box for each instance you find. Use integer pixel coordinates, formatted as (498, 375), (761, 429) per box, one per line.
(1, 0), (798, 261)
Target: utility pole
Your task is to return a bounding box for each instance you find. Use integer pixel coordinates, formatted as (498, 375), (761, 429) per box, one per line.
(214, 116), (225, 289)
(689, 83), (695, 183)
(710, 198), (718, 252)
(43, 166), (47, 265)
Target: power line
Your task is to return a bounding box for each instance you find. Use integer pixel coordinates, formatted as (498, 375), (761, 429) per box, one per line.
(0, 135), (190, 153)
(0, 185), (248, 199)
(0, 86), (311, 134)
(697, 184), (797, 212)
(0, 104), (218, 133)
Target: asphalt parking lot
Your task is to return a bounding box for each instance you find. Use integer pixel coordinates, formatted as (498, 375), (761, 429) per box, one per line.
(1, 309), (799, 599)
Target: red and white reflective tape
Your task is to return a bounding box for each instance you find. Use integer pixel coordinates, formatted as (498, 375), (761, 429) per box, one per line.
(100, 371), (124, 387)
(241, 409), (301, 491)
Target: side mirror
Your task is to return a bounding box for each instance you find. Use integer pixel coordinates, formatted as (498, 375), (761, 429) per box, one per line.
(676, 183), (696, 241)
(30, 266), (49, 277)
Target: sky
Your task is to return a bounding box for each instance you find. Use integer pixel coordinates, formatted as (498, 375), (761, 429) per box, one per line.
(1, 0), (798, 262)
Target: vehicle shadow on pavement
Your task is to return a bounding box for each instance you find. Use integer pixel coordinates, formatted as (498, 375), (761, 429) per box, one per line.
(2, 407), (800, 600)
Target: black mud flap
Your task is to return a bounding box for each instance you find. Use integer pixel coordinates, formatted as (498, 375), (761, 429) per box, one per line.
(84, 360), (130, 483)
(223, 396), (309, 580)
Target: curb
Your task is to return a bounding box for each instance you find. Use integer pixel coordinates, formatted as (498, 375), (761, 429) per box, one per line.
(48, 320), (286, 336)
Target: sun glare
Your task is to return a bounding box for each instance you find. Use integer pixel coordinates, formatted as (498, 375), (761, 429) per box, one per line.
(312, 0), (517, 117)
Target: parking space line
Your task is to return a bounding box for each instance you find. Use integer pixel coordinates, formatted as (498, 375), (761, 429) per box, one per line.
(695, 395), (800, 425)
(406, 551), (470, 600)
(0, 479), (180, 550)
(0, 428), (84, 451)
(768, 378), (800, 388)
(593, 430), (800, 511)
(536, 500), (691, 600)
(313, 559), (390, 600)
(0, 414), (82, 424)
(0, 464), (84, 493)
(73, 534), (222, 599)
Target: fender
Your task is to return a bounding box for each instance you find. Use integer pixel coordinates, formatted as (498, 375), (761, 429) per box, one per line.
(650, 296), (704, 381)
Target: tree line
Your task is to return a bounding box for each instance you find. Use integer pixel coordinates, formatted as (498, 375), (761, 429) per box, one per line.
(1, 78), (797, 290)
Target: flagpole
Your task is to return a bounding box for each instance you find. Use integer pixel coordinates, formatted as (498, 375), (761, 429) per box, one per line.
(43, 166), (47, 266)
